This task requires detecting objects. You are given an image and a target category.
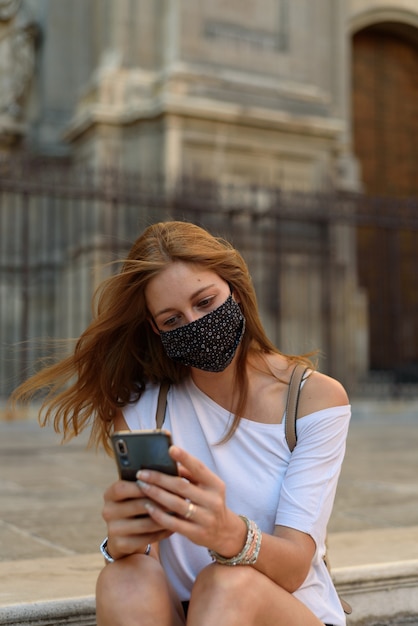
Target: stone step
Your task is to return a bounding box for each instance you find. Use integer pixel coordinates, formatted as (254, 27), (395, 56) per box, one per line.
(0, 598), (96, 626)
(1, 554), (418, 625)
(334, 560), (418, 626)
(0, 554), (98, 626)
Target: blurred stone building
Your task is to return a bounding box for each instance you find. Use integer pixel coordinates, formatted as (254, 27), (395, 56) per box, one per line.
(1, 0), (417, 393)
(2, 0), (361, 188)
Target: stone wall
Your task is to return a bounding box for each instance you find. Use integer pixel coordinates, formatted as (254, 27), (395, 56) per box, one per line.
(60, 0), (359, 192)
(2, 0), (418, 387)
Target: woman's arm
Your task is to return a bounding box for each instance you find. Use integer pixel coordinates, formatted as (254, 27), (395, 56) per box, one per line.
(134, 449), (316, 591)
(136, 373), (350, 591)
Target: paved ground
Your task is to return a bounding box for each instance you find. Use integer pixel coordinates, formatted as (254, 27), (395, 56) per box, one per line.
(1, 397), (418, 566)
(0, 397), (418, 625)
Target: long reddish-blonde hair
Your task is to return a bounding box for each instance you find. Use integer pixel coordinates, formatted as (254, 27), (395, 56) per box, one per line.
(11, 221), (313, 450)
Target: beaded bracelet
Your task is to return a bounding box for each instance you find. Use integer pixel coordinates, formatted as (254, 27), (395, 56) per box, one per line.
(208, 515), (262, 566)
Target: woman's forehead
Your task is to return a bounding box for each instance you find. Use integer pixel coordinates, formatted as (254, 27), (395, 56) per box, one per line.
(145, 262), (225, 307)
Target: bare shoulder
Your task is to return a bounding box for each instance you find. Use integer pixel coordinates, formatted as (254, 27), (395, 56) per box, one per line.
(297, 370), (349, 417)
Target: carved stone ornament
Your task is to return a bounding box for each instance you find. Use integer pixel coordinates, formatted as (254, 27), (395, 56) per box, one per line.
(0, 0), (22, 21)
(203, 0), (289, 52)
(0, 23), (37, 117)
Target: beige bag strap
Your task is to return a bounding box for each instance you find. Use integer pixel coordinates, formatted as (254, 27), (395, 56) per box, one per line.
(284, 364), (353, 616)
(285, 364), (308, 452)
(156, 381), (170, 429)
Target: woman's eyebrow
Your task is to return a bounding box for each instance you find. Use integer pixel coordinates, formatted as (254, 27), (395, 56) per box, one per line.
(154, 284), (216, 318)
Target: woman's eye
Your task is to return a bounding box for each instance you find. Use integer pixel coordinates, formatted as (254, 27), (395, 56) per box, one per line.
(163, 316), (179, 328)
(159, 295), (218, 329)
(197, 296), (215, 309)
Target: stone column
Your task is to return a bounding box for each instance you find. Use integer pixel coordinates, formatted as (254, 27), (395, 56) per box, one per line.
(0, 0), (38, 150)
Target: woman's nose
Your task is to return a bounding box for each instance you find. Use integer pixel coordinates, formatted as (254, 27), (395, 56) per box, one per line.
(183, 309), (202, 324)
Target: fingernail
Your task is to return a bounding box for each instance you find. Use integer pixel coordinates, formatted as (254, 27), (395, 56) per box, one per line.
(137, 470), (150, 480)
(136, 479), (149, 491)
(144, 502), (154, 513)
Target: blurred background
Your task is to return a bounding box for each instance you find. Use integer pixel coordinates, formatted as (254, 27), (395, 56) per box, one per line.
(1, 0), (418, 401)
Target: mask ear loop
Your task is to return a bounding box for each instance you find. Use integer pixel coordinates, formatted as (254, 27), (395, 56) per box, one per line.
(148, 315), (160, 335)
(229, 283), (241, 306)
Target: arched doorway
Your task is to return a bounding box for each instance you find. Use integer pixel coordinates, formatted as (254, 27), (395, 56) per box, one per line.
(352, 25), (418, 375)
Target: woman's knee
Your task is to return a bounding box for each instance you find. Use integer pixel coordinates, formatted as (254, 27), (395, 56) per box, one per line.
(96, 555), (174, 626)
(97, 554), (158, 599)
(187, 565), (268, 625)
(192, 563), (261, 604)
(190, 565), (323, 626)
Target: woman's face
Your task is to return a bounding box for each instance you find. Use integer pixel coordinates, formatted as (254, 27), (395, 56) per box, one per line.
(145, 261), (231, 332)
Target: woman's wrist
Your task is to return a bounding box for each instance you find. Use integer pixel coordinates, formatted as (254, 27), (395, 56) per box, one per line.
(208, 516), (262, 566)
(100, 536), (151, 563)
(203, 513), (247, 562)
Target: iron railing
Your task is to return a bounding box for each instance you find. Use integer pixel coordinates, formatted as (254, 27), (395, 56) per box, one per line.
(1, 159), (417, 398)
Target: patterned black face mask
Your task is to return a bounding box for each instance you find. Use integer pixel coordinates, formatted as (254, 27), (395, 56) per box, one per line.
(159, 294), (246, 372)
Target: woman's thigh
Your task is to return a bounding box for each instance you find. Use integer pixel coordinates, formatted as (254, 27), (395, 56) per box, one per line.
(187, 564), (325, 626)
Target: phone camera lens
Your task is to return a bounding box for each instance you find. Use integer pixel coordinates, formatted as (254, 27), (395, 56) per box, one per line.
(116, 440), (128, 455)
(115, 439), (130, 468)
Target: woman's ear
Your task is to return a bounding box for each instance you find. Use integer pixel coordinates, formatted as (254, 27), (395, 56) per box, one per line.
(148, 316), (160, 335)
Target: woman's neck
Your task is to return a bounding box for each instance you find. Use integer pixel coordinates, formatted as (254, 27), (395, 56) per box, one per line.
(190, 365), (238, 413)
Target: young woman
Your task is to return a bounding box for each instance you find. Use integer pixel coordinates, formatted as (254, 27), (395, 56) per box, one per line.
(12, 221), (350, 626)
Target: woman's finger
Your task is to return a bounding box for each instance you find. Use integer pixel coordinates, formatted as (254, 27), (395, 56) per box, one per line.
(169, 446), (220, 487)
(103, 496), (152, 521)
(134, 445), (226, 518)
(108, 513), (171, 538)
(135, 446), (222, 496)
(107, 527), (173, 560)
(104, 479), (148, 503)
(141, 493), (239, 555)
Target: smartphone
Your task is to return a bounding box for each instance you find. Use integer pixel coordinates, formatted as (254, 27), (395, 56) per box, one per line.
(111, 430), (178, 481)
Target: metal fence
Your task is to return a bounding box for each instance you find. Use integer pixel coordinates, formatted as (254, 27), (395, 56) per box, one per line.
(1, 159), (418, 398)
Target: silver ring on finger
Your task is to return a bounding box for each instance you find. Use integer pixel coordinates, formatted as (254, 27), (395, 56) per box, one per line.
(184, 501), (196, 520)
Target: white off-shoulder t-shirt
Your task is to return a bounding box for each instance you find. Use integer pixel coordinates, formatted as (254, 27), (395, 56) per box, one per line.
(123, 376), (351, 626)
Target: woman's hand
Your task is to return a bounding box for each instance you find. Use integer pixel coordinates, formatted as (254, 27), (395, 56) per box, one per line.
(102, 479), (174, 561)
(136, 446), (247, 558)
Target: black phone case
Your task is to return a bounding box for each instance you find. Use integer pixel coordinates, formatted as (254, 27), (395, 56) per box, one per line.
(111, 430), (178, 481)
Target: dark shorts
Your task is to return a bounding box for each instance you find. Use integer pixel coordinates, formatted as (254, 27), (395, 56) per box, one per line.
(182, 601), (334, 625)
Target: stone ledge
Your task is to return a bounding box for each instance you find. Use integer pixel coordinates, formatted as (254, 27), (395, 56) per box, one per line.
(0, 598), (96, 626)
(0, 557), (417, 626)
(334, 560), (418, 625)
(0, 555), (102, 608)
